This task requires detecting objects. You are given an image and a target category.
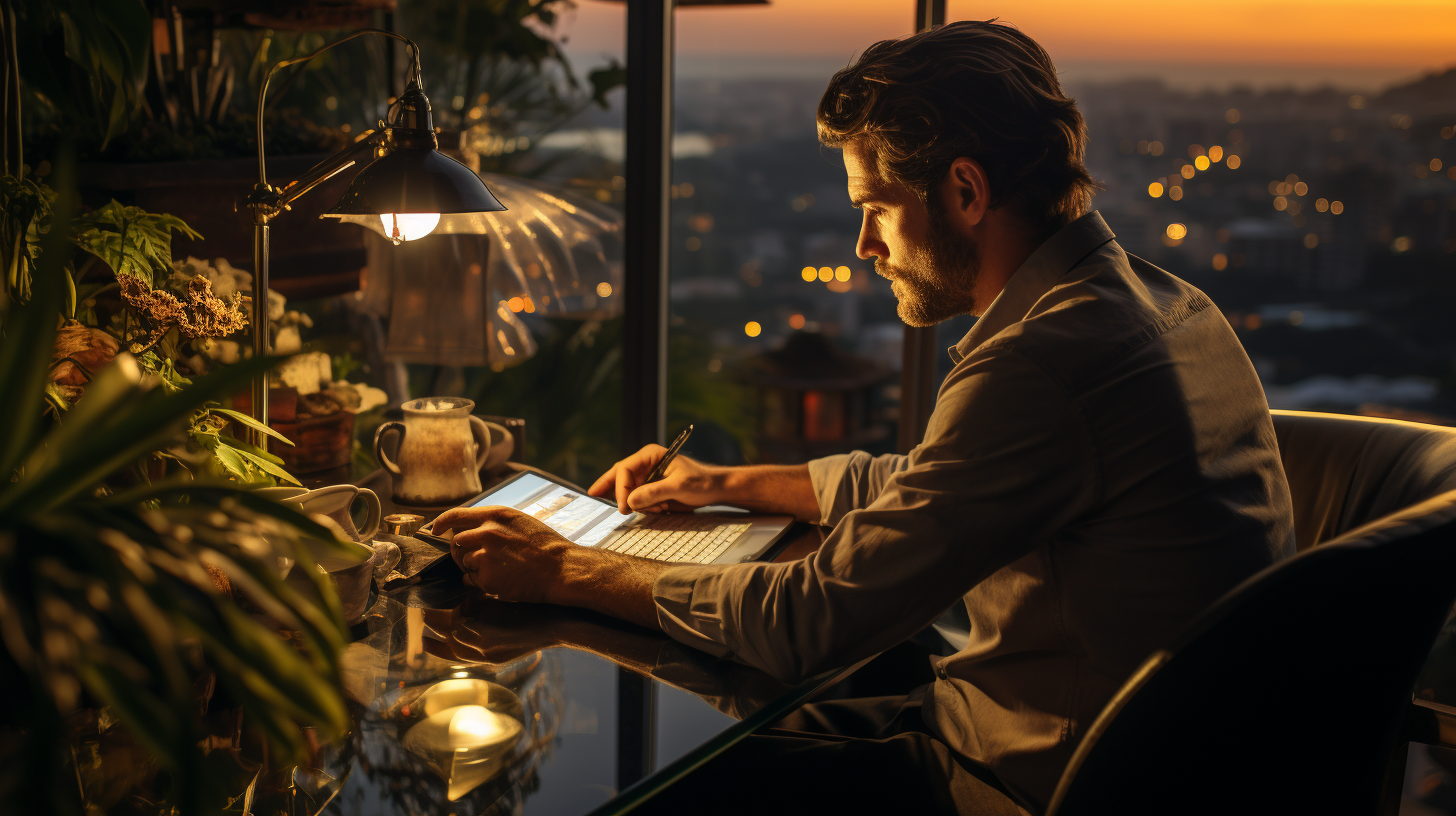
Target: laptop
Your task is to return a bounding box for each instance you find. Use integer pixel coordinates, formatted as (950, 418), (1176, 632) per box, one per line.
(428, 470), (795, 565)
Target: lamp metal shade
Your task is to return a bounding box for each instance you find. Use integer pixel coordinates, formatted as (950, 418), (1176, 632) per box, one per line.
(321, 146), (506, 233)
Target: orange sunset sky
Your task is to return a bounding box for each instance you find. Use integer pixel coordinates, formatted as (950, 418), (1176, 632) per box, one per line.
(558, 0), (1456, 88)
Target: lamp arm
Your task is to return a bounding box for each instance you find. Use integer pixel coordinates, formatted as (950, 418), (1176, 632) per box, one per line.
(275, 129), (388, 211)
(255, 28), (421, 187)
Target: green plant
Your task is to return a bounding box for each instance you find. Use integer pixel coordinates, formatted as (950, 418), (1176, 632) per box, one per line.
(0, 169), (300, 487)
(0, 157), (357, 815)
(389, 0), (627, 176)
(11, 0), (150, 151)
(0, 167), (201, 312)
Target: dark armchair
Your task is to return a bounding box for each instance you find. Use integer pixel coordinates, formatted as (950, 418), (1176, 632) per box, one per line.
(1047, 410), (1456, 815)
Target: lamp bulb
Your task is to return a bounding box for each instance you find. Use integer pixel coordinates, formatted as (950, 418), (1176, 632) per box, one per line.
(381, 212), (441, 244)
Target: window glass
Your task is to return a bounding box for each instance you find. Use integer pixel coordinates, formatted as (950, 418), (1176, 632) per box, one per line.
(668, 1), (913, 465)
(946, 0), (1456, 420)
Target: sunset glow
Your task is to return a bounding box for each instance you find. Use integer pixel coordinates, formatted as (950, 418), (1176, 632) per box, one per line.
(562, 0), (1454, 80)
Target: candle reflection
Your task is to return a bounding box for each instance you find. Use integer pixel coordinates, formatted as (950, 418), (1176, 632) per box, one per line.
(398, 678), (526, 801)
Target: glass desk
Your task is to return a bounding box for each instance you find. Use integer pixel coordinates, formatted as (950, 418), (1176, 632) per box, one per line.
(66, 465), (839, 815)
(295, 548), (848, 816)
(148, 496), (827, 816)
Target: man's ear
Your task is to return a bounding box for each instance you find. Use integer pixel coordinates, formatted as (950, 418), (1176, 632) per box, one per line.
(944, 157), (991, 228)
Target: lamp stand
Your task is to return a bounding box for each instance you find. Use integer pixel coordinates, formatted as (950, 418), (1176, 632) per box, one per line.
(241, 27), (420, 449)
(250, 219), (270, 443)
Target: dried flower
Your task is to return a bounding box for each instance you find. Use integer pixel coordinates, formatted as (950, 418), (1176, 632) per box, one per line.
(118, 275), (248, 350)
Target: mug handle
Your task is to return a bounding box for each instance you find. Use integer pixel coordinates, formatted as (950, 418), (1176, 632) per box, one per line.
(471, 417), (514, 474)
(469, 415), (493, 471)
(485, 422), (514, 472)
(354, 487), (382, 540)
(374, 421), (405, 476)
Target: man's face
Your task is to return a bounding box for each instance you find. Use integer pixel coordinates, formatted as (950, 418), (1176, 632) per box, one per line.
(844, 141), (981, 326)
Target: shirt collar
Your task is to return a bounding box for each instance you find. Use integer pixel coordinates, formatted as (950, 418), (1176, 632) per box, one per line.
(948, 210), (1117, 363)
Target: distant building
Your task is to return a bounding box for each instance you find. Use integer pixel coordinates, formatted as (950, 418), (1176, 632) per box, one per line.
(744, 331), (894, 463)
(1226, 218), (1363, 291)
(1226, 219), (1310, 278)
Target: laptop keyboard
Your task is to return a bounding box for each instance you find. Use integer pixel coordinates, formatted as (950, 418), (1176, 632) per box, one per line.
(601, 515), (752, 564)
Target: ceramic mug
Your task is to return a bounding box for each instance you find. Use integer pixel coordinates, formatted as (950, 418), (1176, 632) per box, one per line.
(255, 484), (382, 542)
(253, 488), (380, 623)
(374, 397), (514, 506)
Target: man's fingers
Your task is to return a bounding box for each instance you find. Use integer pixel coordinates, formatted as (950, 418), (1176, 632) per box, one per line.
(587, 467), (616, 498)
(432, 505), (509, 535)
(626, 478), (680, 512)
(615, 462), (635, 514)
(452, 523), (507, 553)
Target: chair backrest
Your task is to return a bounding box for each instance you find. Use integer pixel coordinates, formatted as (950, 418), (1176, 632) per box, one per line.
(1271, 409), (1456, 550)
(1045, 491), (1456, 816)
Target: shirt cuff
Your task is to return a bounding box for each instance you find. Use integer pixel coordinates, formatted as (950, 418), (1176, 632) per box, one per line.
(652, 565), (734, 658)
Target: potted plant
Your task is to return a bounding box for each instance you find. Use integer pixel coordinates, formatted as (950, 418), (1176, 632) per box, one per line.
(0, 155), (359, 815)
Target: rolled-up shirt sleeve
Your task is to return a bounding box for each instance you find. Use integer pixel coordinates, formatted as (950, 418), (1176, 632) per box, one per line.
(807, 451), (910, 526)
(653, 348), (1100, 683)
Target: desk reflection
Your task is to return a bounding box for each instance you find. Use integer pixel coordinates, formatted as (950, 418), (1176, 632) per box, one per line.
(319, 590), (801, 816)
(434, 597), (798, 720)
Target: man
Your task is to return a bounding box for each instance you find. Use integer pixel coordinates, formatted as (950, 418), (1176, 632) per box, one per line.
(432, 20), (1294, 815)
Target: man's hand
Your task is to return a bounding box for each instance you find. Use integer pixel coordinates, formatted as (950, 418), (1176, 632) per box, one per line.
(430, 504), (668, 630)
(431, 506), (572, 603)
(590, 446), (822, 522)
(588, 444), (730, 514)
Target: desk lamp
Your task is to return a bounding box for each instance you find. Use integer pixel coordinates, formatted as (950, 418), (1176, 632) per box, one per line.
(243, 29), (506, 440)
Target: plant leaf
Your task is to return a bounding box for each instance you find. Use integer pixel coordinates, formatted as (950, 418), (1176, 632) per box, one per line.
(212, 407), (295, 447)
(0, 152), (77, 478)
(225, 442), (301, 486)
(0, 355), (286, 515)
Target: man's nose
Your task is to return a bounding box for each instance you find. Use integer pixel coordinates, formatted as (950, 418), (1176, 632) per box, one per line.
(856, 224), (884, 260)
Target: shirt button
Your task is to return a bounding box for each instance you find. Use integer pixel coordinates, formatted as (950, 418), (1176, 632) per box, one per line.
(935, 664), (948, 680)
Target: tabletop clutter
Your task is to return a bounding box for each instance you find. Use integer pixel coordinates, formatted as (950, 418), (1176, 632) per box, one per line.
(259, 397), (516, 623)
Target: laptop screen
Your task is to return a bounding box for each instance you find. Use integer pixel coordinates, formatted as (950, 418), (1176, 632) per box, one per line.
(469, 472), (640, 547)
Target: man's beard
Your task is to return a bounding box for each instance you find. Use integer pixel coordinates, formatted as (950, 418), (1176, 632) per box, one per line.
(876, 205), (981, 327)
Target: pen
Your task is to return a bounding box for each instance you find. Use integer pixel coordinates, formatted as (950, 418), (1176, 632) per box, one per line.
(643, 424), (693, 484)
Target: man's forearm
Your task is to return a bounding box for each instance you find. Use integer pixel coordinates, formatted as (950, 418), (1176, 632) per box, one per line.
(717, 464), (820, 521)
(548, 545), (670, 631)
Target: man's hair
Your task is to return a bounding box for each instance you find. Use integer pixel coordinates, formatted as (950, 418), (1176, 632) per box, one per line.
(817, 20), (1096, 235)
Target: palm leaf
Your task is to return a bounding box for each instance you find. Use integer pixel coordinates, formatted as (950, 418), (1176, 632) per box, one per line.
(1, 355), (285, 515)
(0, 153), (76, 477)
(212, 407), (295, 447)
(221, 439), (301, 486)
